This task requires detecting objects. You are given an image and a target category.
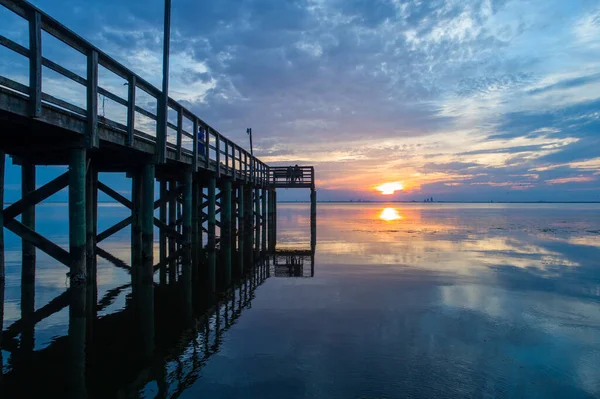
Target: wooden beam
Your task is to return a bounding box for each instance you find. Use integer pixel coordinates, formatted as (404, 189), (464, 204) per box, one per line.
(98, 181), (132, 209)
(96, 216), (132, 242)
(3, 172), (69, 221)
(153, 184), (183, 210)
(4, 218), (71, 266)
(153, 247), (183, 273)
(153, 217), (183, 242)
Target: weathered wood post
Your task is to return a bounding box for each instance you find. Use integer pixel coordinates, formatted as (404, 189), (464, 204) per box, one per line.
(237, 185), (245, 274)
(69, 149), (87, 285)
(131, 168), (142, 294)
(86, 163), (98, 338)
(139, 162), (155, 356)
(261, 187), (267, 252)
(182, 169), (193, 322)
(21, 161), (36, 279)
(207, 175), (217, 292)
(192, 177), (201, 285)
(244, 185), (254, 266)
(254, 187), (260, 252)
(268, 188), (276, 251)
(0, 151), (5, 368)
(159, 180), (168, 284)
(168, 179), (177, 283)
(68, 148), (87, 399)
(221, 180), (232, 286)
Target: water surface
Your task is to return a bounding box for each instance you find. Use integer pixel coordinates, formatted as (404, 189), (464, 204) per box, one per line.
(2, 203), (600, 398)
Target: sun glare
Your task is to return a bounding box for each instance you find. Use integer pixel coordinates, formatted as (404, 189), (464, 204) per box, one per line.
(380, 208), (402, 221)
(376, 182), (404, 195)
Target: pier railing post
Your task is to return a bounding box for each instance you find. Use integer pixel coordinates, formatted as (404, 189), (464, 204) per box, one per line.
(221, 180), (232, 286)
(207, 175), (217, 292)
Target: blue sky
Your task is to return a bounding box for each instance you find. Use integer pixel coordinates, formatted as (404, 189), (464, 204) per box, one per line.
(1, 0), (600, 201)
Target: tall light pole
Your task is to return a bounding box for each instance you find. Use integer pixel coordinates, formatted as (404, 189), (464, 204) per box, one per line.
(157, 0), (171, 163)
(247, 128), (253, 157)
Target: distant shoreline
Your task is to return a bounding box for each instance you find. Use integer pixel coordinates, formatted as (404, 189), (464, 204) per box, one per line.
(6, 200), (600, 205)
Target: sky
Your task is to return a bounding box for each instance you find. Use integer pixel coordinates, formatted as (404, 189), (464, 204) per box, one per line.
(1, 0), (600, 201)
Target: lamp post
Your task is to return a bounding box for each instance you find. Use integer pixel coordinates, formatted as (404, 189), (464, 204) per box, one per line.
(247, 128), (253, 157)
(157, 0), (171, 163)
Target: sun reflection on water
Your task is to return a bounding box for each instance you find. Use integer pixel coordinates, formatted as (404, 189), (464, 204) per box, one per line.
(380, 208), (402, 221)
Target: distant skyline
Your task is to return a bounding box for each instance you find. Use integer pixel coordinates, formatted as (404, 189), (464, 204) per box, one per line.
(1, 0), (600, 202)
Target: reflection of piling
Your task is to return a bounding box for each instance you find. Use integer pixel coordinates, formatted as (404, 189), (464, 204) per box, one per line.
(207, 176), (217, 292)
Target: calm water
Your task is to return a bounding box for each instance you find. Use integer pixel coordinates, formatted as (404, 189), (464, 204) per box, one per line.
(2, 202), (600, 398)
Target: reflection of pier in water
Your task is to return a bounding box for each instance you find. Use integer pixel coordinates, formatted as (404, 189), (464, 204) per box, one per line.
(0, 227), (316, 399)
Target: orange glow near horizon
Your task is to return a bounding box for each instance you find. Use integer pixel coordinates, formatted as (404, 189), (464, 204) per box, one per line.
(376, 182), (405, 195)
(380, 208), (402, 221)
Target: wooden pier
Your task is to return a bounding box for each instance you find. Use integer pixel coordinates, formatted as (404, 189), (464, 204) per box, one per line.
(0, 0), (317, 391)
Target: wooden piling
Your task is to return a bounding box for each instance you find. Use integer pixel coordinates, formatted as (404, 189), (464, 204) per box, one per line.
(261, 187), (267, 252)
(245, 185), (254, 264)
(86, 164), (98, 285)
(237, 185), (244, 274)
(254, 187), (260, 252)
(159, 180), (167, 284)
(207, 175), (216, 292)
(69, 148), (86, 285)
(268, 188), (276, 252)
(221, 180), (232, 286)
(191, 177), (200, 285)
(131, 169), (142, 292)
(168, 180), (177, 283)
(21, 161), (36, 282)
(0, 151), (4, 281)
(139, 162), (155, 355)
(182, 169), (193, 322)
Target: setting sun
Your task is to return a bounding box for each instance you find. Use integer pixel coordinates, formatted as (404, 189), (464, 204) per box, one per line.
(380, 208), (402, 221)
(376, 182), (404, 195)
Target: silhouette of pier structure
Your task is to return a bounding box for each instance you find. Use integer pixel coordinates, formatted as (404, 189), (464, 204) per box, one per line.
(0, 0), (318, 393)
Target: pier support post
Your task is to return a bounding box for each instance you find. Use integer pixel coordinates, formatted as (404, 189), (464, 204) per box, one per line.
(0, 151), (4, 372)
(237, 185), (245, 274)
(168, 180), (177, 283)
(68, 148), (87, 398)
(0, 151), (4, 281)
(192, 177), (201, 285)
(21, 161), (36, 280)
(182, 169), (193, 321)
(69, 148), (87, 285)
(261, 187), (267, 252)
(86, 163), (98, 339)
(159, 180), (167, 284)
(268, 189), (276, 252)
(254, 187), (260, 253)
(131, 169), (142, 292)
(139, 162), (155, 356)
(221, 180), (232, 286)
(207, 175), (216, 292)
(244, 185), (254, 266)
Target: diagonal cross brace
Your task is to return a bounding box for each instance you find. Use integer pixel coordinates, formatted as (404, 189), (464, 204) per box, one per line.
(98, 181), (132, 209)
(3, 172), (69, 220)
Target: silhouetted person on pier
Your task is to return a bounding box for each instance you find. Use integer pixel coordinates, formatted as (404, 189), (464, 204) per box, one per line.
(286, 166), (293, 183)
(198, 127), (205, 156)
(293, 165), (301, 183)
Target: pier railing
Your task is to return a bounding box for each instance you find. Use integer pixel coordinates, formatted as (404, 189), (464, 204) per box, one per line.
(269, 166), (314, 189)
(0, 0), (269, 183)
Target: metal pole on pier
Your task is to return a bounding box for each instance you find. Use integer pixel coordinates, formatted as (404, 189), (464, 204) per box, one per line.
(157, 0), (171, 163)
